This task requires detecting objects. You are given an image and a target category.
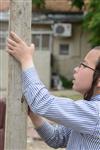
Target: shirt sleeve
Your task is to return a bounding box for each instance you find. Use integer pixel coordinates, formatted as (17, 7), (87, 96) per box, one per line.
(22, 67), (98, 135)
(36, 121), (71, 148)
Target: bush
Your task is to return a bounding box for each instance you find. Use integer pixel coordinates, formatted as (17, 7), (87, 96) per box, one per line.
(60, 75), (73, 89)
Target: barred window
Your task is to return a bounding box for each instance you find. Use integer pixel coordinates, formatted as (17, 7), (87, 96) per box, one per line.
(59, 44), (69, 55)
(32, 32), (52, 51)
(0, 31), (8, 50)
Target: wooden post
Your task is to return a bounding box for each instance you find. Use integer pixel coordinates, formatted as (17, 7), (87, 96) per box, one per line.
(5, 0), (32, 150)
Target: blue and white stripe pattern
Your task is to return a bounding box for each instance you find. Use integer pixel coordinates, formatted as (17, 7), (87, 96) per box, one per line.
(22, 67), (100, 150)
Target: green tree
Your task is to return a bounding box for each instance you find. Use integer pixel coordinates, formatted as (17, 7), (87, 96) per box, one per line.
(32, 0), (45, 9)
(84, 0), (100, 47)
(32, 0), (100, 46)
(72, 0), (84, 10)
(72, 0), (100, 47)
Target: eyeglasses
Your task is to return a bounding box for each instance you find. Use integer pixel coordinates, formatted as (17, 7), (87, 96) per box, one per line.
(79, 62), (95, 71)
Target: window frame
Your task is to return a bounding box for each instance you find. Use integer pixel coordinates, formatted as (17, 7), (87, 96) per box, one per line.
(31, 30), (53, 51)
(59, 43), (70, 55)
(0, 31), (8, 50)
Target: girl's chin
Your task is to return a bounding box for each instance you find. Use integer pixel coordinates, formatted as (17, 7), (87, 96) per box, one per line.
(72, 87), (77, 92)
(72, 82), (86, 95)
(72, 84), (80, 93)
(73, 86), (85, 95)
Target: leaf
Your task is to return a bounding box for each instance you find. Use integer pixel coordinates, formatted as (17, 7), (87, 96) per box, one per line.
(72, 0), (84, 10)
(83, 0), (100, 46)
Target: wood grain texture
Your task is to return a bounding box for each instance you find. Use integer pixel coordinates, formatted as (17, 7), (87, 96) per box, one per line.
(4, 0), (32, 150)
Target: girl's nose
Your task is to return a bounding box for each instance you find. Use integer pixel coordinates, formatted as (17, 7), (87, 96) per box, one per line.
(73, 66), (79, 74)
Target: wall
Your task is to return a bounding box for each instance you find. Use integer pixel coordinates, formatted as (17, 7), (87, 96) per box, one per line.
(0, 0), (10, 11)
(34, 51), (51, 89)
(0, 22), (90, 92)
(32, 0), (90, 12)
(0, 21), (8, 97)
(0, 51), (8, 98)
(52, 23), (90, 79)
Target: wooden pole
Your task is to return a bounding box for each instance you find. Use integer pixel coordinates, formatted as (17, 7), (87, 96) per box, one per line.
(5, 0), (32, 149)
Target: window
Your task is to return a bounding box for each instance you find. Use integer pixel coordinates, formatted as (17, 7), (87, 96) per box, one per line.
(42, 35), (49, 50)
(59, 44), (69, 55)
(32, 35), (40, 49)
(32, 32), (52, 51)
(0, 31), (8, 50)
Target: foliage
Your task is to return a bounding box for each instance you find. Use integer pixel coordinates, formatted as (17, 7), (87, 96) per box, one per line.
(60, 75), (73, 89)
(32, 0), (45, 9)
(83, 0), (100, 47)
(72, 0), (84, 10)
(32, 0), (100, 46)
(72, 0), (100, 47)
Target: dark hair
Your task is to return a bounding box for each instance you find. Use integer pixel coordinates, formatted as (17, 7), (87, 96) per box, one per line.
(84, 47), (100, 100)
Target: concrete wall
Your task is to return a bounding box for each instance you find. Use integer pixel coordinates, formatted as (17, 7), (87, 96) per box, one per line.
(0, 0), (10, 11)
(33, 0), (90, 12)
(0, 22), (8, 97)
(0, 0), (91, 96)
(0, 50), (51, 97)
(52, 23), (90, 79)
(34, 51), (51, 89)
(0, 51), (8, 98)
(0, 22), (90, 96)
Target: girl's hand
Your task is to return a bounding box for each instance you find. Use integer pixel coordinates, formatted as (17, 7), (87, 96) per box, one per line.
(7, 31), (35, 70)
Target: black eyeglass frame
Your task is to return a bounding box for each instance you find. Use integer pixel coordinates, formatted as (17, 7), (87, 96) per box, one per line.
(79, 62), (95, 71)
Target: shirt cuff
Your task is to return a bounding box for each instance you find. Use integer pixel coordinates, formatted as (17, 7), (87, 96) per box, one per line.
(36, 121), (54, 141)
(22, 67), (40, 91)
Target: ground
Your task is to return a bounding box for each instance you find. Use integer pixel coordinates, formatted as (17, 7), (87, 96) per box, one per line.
(27, 89), (81, 150)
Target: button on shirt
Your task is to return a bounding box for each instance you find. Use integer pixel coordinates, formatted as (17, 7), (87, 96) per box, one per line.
(22, 67), (100, 150)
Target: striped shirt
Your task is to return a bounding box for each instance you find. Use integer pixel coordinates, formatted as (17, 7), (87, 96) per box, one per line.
(22, 67), (100, 150)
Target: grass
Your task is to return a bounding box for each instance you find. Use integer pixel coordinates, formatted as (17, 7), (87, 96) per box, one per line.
(65, 94), (82, 100)
(51, 90), (82, 100)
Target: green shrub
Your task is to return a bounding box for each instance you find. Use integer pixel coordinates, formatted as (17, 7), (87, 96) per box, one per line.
(32, 0), (45, 9)
(60, 75), (73, 89)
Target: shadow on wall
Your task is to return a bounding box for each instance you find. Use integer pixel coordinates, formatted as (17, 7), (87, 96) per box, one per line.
(0, 99), (6, 150)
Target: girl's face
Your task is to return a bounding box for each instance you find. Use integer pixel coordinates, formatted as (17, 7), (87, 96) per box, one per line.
(73, 49), (100, 95)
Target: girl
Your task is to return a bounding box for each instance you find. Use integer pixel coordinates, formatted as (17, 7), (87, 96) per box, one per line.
(7, 32), (100, 150)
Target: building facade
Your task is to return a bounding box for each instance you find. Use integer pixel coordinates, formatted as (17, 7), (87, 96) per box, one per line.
(31, 0), (90, 88)
(0, 1), (90, 96)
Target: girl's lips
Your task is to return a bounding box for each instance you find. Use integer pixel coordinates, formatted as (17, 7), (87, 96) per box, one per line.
(73, 74), (77, 80)
(72, 79), (75, 84)
(72, 75), (76, 83)
(73, 76), (75, 81)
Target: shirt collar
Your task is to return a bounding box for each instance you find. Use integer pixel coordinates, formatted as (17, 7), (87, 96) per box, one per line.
(91, 94), (100, 101)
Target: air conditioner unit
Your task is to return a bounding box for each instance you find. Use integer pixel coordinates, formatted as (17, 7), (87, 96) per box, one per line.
(53, 23), (72, 37)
